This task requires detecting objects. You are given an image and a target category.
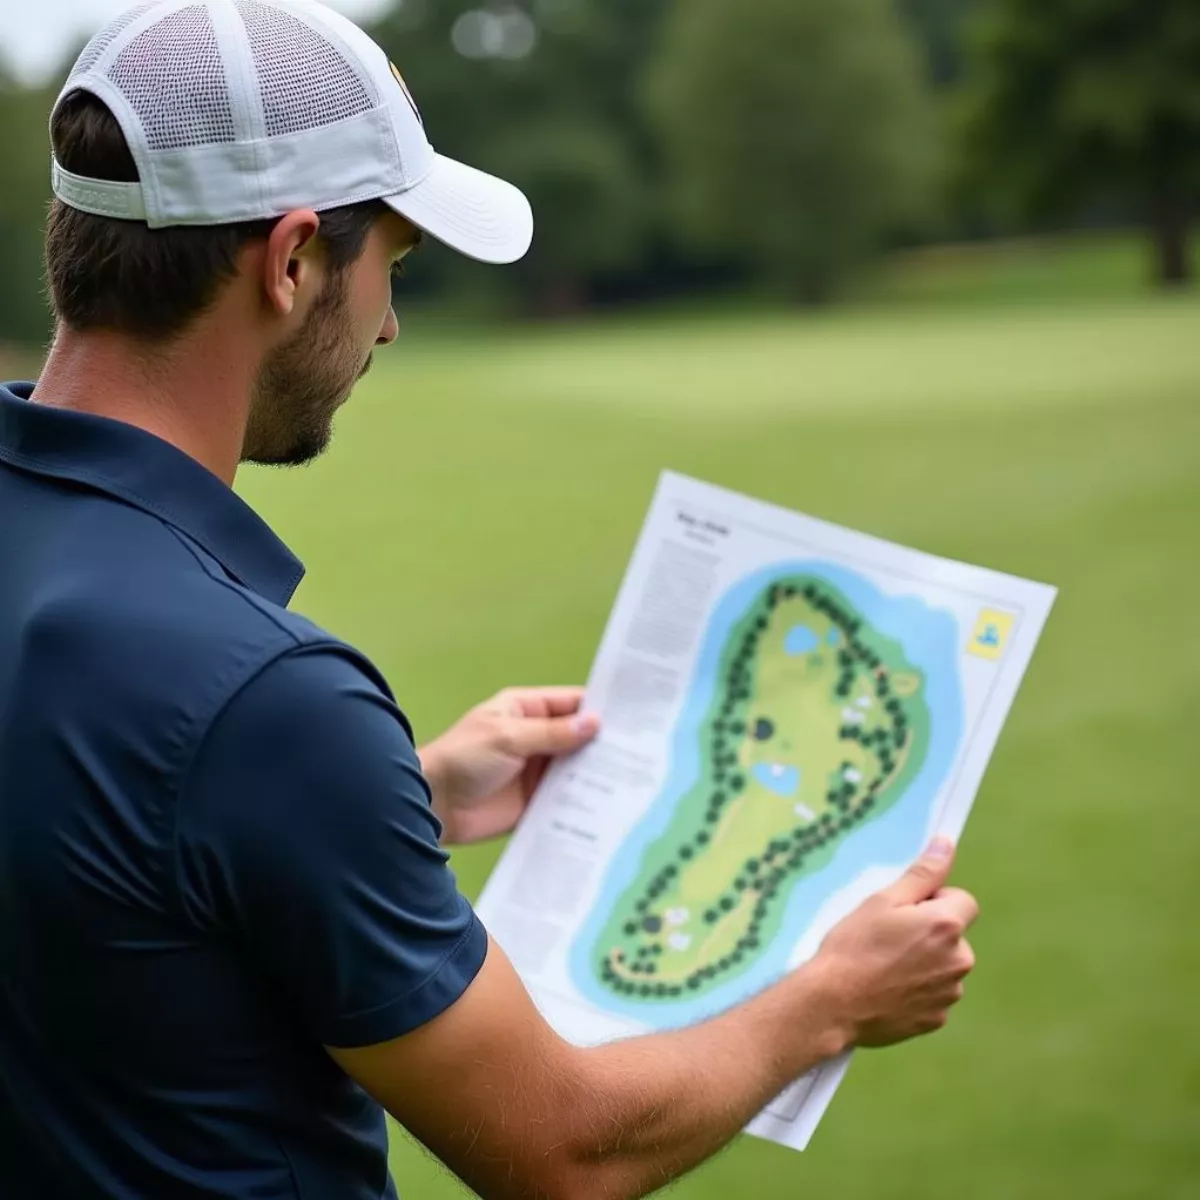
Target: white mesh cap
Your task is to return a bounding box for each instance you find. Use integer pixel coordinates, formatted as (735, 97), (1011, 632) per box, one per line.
(50, 0), (533, 264)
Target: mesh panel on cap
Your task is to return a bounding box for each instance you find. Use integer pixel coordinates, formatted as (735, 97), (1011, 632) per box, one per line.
(108, 5), (236, 151)
(69, 1), (158, 80)
(235, 0), (376, 139)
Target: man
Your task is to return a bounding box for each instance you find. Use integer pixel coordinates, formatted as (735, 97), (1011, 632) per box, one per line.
(0, 2), (978, 1197)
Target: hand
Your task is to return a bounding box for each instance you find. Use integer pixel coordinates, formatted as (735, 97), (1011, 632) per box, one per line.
(814, 838), (978, 1048)
(419, 687), (601, 845)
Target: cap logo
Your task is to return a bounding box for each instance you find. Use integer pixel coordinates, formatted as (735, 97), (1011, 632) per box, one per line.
(389, 62), (423, 126)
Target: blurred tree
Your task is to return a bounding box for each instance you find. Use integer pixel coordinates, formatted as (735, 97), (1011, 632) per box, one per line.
(959, 0), (1200, 286)
(0, 70), (57, 347)
(368, 0), (666, 313)
(897, 0), (984, 87)
(647, 0), (939, 302)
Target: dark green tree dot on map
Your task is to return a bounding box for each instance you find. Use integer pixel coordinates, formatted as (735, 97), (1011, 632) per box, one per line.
(653, 944), (663, 955)
(729, 720), (745, 735)
(705, 810), (719, 824)
(680, 846), (693, 860)
(639, 985), (652, 996)
(703, 909), (718, 924)
(719, 896), (735, 912)
(635, 898), (648, 912)
(730, 774), (745, 791)
(669, 986), (683, 997)
(746, 858), (760, 873)
(734, 877), (748, 890)
(623, 921), (636, 936)
(695, 831), (710, 845)
(646, 962), (657, 975)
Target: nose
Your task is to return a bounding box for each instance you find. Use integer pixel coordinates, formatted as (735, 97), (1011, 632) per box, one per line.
(377, 305), (399, 346)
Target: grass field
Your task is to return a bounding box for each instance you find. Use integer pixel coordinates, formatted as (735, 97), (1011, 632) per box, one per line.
(238, 285), (1200, 1199)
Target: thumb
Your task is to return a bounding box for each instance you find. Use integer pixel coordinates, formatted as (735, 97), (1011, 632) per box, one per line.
(884, 837), (956, 905)
(503, 711), (600, 760)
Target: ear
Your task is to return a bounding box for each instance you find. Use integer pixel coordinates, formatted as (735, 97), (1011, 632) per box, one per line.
(261, 210), (322, 317)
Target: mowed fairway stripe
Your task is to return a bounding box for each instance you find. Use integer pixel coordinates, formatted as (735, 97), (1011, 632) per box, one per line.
(377, 296), (1200, 418)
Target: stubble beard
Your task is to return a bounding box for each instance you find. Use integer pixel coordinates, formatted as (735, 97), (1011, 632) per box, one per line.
(242, 271), (371, 468)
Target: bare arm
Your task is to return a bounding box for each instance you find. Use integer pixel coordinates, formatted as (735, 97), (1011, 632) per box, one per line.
(329, 840), (976, 1200)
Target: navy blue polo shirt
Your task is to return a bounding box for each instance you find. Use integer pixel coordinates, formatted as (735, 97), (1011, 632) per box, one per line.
(0, 382), (487, 1198)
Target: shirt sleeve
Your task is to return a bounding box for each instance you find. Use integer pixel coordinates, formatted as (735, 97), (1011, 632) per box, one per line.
(175, 643), (487, 1048)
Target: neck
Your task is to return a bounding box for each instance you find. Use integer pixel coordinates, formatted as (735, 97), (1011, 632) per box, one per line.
(32, 322), (256, 486)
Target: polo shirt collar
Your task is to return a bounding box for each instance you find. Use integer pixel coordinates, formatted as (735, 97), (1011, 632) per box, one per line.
(0, 382), (305, 606)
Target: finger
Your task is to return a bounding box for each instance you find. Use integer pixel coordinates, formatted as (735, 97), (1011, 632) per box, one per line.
(922, 888), (979, 933)
(501, 712), (600, 760)
(882, 838), (955, 906)
(952, 939), (976, 978)
(501, 687), (588, 719)
(931, 886), (980, 929)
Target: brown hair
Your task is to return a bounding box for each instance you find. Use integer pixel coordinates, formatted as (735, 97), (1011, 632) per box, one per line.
(45, 91), (386, 341)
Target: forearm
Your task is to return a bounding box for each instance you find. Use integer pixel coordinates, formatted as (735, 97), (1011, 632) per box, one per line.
(561, 958), (849, 1198)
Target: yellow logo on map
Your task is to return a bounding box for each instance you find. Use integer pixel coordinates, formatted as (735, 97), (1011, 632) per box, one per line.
(967, 609), (1015, 660)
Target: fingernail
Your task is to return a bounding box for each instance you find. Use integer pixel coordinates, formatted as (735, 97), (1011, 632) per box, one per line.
(927, 836), (954, 859)
(573, 712), (600, 737)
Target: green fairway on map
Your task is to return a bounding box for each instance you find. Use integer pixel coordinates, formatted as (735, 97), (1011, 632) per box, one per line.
(593, 576), (931, 1001)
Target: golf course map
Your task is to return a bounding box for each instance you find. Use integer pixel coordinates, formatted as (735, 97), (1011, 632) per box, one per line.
(593, 574), (932, 1003)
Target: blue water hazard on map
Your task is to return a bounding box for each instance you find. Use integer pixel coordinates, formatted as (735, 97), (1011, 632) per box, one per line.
(752, 761), (801, 797)
(784, 624), (820, 655)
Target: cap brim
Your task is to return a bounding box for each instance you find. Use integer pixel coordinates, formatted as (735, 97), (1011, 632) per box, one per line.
(383, 153), (532, 265)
